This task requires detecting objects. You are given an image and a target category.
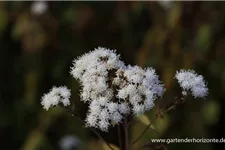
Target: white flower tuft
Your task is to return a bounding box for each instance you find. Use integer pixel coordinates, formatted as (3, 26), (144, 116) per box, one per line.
(71, 47), (165, 131)
(85, 99), (128, 131)
(41, 86), (71, 110)
(116, 66), (165, 115)
(71, 47), (129, 131)
(70, 47), (125, 80)
(175, 70), (208, 98)
(41, 47), (209, 132)
(31, 1), (48, 15)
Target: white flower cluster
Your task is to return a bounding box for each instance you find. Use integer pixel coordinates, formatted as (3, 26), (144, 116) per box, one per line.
(114, 65), (164, 115)
(175, 70), (208, 98)
(41, 47), (209, 132)
(41, 86), (71, 110)
(70, 47), (125, 103)
(86, 99), (130, 131)
(70, 47), (165, 131)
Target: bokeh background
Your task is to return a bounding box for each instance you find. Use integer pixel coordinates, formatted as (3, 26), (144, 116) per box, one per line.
(0, 1), (225, 150)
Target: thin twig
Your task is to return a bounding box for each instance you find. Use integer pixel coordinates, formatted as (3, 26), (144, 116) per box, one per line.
(65, 106), (114, 150)
(157, 95), (187, 118)
(160, 105), (176, 115)
(74, 115), (114, 150)
(89, 127), (114, 150)
(132, 96), (187, 150)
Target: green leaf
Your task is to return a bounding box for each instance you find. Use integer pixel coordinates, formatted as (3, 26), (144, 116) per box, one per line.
(136, 114), (151, 126)
(103, 143), (120, 150)
(155, 114), (169, 134)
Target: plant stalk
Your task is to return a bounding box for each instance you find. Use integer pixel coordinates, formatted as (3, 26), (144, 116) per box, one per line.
(124, 118), (129, 150)
(117, 124), (123, 149)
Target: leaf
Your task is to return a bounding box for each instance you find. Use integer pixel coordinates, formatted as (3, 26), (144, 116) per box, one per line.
(103, 143), (120, 150)
(154, 114), (169, 134)
(136, 114), (151, 126)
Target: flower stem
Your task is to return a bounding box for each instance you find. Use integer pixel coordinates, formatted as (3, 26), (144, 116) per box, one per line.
(124, 117), (129, 150)
(117, 124), (123, 149)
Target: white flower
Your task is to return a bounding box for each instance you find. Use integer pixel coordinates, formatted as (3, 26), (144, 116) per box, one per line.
(59, 135), (80, 150)
(111, 111), (122, 124)
(117, 87), (129, 100)
(124, 65), (145, 84)
(156, 0), (174, 9)
(86, 99), (125, 131)
(143, 68), (165, 97)
(86, 113), (98, 127)
(130, 94), (142, 105)
(119, 103), (130, 114)
(31, 1), (48, 15)
(70, 47), (124, 80)
(88, 100), (101, 115)
(99, 109), (110, 120)
(175, 70), (208, 98)
(99, 119), (110, 132)
(41, 47), (210, 132)
(108, 103), (119, 113)
(116, 66), (165, 115)
(70, 47), (166, 131)
(133, 104), (145, 115)
(41, 86), (71, 110)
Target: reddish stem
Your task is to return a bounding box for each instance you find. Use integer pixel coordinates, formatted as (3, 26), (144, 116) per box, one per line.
(124, 118), (129, 150)
(117, 124), (123, 149)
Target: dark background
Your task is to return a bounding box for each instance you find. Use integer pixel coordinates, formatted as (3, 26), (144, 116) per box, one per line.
(0, 1), (225, 150)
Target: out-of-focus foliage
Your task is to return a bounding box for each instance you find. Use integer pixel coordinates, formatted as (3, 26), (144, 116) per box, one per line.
(0, 1), (225, 150)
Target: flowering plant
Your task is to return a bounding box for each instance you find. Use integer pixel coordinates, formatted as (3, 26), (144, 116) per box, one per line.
(41, 47), (208, 150)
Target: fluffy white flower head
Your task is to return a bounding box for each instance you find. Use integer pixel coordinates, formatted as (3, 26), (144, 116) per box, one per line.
(31, 1), (48, 15)
(175, 70), (208, 98)
(85, 99), (129, 131)
(41, 47), (209, 132)
(71, 47), (130, 131)
(70, 47), (165, 131)
(115, 65), (165, 115)
(70, 47), (125, 80)
(41, 86), (71, 110)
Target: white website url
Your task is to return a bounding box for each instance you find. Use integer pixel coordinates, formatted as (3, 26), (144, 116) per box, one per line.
(151, 138), (225, 144)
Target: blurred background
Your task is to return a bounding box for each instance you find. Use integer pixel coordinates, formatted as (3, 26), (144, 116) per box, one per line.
(0, 1), (225, 150)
